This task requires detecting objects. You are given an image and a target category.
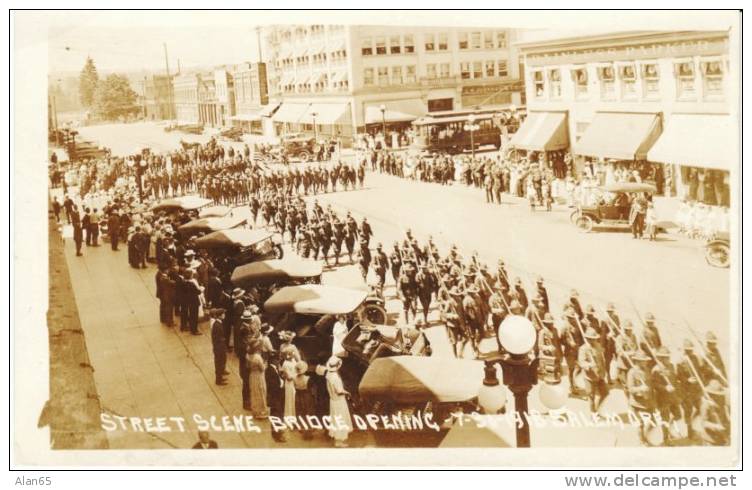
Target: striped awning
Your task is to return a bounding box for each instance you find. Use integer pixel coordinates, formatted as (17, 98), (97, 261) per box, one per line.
(509, 111), (569, 151)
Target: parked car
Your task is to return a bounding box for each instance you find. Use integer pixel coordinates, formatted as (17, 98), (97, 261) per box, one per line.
(193, 228), (284, 275)
(230, 258), (323, 303)
(572, 182), (657, 233)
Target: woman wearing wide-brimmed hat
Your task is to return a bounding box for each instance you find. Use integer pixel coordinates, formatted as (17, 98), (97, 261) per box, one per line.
(280, 347), (298, 419)
(325, 356), (352, 447)
(248, 338), (269, 419)
(278, 330), (301, 363)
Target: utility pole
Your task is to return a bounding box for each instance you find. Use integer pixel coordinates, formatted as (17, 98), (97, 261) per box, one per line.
(256, 26), (263, 62)
(163, 43), (175, 121)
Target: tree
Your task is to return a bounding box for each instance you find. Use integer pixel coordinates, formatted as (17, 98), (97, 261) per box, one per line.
(92, 74), (140, 121)
(78, 57), (99, 108)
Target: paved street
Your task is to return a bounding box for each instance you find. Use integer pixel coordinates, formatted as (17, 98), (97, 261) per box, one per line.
(54, 123), (728, 449)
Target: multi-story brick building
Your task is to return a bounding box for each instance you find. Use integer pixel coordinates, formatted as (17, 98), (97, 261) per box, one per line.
(229, 62), (269, 134)
(262, 25), (524, 145)
(513, 30), (734, 203)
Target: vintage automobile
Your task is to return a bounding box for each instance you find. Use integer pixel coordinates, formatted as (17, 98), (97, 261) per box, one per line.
(220, 126), (244, 142)
(230, 258), (322, 303)
(193, 228), (284, 274)
(705, 231), (730, 268)
(151, 195), (213, 213)
(572, 182), (657, 233)
(176, 215), (248, 238)
(258, 133), (318, 163)
(320, 265), (388, 325)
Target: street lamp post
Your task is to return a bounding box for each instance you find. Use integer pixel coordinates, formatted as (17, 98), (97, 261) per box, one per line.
(464, 113), (479, 162)
(477, 315), (539, 448)
(311, 111), (318, 143)
(379, 104), (387, 148)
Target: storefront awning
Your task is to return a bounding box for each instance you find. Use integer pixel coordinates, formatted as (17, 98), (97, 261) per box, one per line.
(364, 100), (427, 125)
(647, 114), (734, 170)
(509, 111), (569, 151)
(574, 112), (662, 161)
(272, 103), (311, 123)
(230, 113), (261, 122)
(301, 103), (350, 125)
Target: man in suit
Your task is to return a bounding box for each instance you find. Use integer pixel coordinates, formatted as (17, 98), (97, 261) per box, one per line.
(108, 210), (121, 251)
(191, 431), (218, 449)
(82, 208), (92, 246)
(210, 309), (228, 385)
(71, 207), (83, 257)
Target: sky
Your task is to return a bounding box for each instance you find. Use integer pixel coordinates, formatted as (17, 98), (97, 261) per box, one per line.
(42, 10), (736, 78)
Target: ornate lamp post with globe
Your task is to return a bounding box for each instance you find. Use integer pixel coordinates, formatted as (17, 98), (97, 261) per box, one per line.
(477, 315), (539, 448)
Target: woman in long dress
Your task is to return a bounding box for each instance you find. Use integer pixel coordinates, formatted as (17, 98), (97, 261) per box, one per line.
(325, 356), (353, 447)
(280, 347), (297, 418)
(248, 341), (269, 418)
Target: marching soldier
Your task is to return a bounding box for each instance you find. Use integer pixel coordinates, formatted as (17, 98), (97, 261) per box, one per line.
(578, 327), (609, 413)
(651, 346), (682, 444)
(676, 339), (704, 440)
(389, 242), (402, 287)
(641, 312), (663, 361)
(697, 380), (730, 446)
(702, 332), (727, 385)
(535, 276), (550, 314)
(538, 313), (563, 382)
(562, 306), (585, 396)
(415, 263), (435, 325)
(462, 285), (483, 353)
(356, 237), (372, 281)
(626, 351), (655, 444)
(345, 214), (358, 263)
(397, 259), (418, 323)
(372, 243), (389, 297)
(488, 285), (507, 333)
(360, 217), (373, 247)
(602, 303), (621, 384)
(332, 216), (346, 265)
(615, 320), (638, 387)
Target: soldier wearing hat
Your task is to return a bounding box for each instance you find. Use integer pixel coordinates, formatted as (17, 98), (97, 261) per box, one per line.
(355, 237), (372, 281)
(397, 259), (418, 323)
(372, 243), (389, 297)
(651, 346), (681, 443)
(626, 351), (655, 444)
(210, 308), (229, 385)
(415, 263), (436, 325)
(462, 285), (482, 352)
(360, 217), (373, 248)
(640, 312), (663, 361)
(332, 216), (346, 265)
(702, 331), (726, 385)
(601, 303), (620, 384)
(535, 276), (550, 314)
(615, 320), (638, 387)
(389, 242), (402, 286)
(538, 312), (563, 382)
(513, 278), (528, 312)
(697, 380), (729, 446)
(568, 289), (584, 321)
(562, 306), (585, 396)
(495, 259), (510, 291)
(676, 339), (703, 439)
(578, 327), (609, 412)
(440, 286), (467, 358)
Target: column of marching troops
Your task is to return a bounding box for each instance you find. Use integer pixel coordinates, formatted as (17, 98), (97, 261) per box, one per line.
(66, 136), (730, 447)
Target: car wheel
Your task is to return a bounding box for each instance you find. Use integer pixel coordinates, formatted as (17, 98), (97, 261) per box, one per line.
(575, 215), (593, 233)
(569, 209), (580, 224)
(360, 303), (387, 325)
(298, 151), (311, 162)
(274, 244), (284, 260)
(705, 243), (730, 268)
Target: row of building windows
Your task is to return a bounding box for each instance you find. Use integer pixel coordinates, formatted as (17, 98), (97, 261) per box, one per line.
(362, 59), (509, 86)
(531, 59), (725, 102)
(361, 31), (507, 56)
(278, 77), (349, 94)
(276, 50), (348, 68)
(363, 65), (417, 86)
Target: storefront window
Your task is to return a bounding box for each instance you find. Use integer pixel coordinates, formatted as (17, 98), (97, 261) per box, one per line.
(619, 64), (637, 100)
(361, 37), (372, 56)
(425, 34), (435, 52)
(390, 36), (401, 55)
(701, 60), (724, 100)
(376, 37), (386, 55)
(460, 62), (471, 79)
(597, 65), (616, 100)
(675, 60), (696, 100)
(548, 68), (561, 99)
(641, 63), (660, 99)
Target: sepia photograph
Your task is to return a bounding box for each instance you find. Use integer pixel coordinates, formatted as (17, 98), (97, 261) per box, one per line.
(10, 8), (742, 471)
